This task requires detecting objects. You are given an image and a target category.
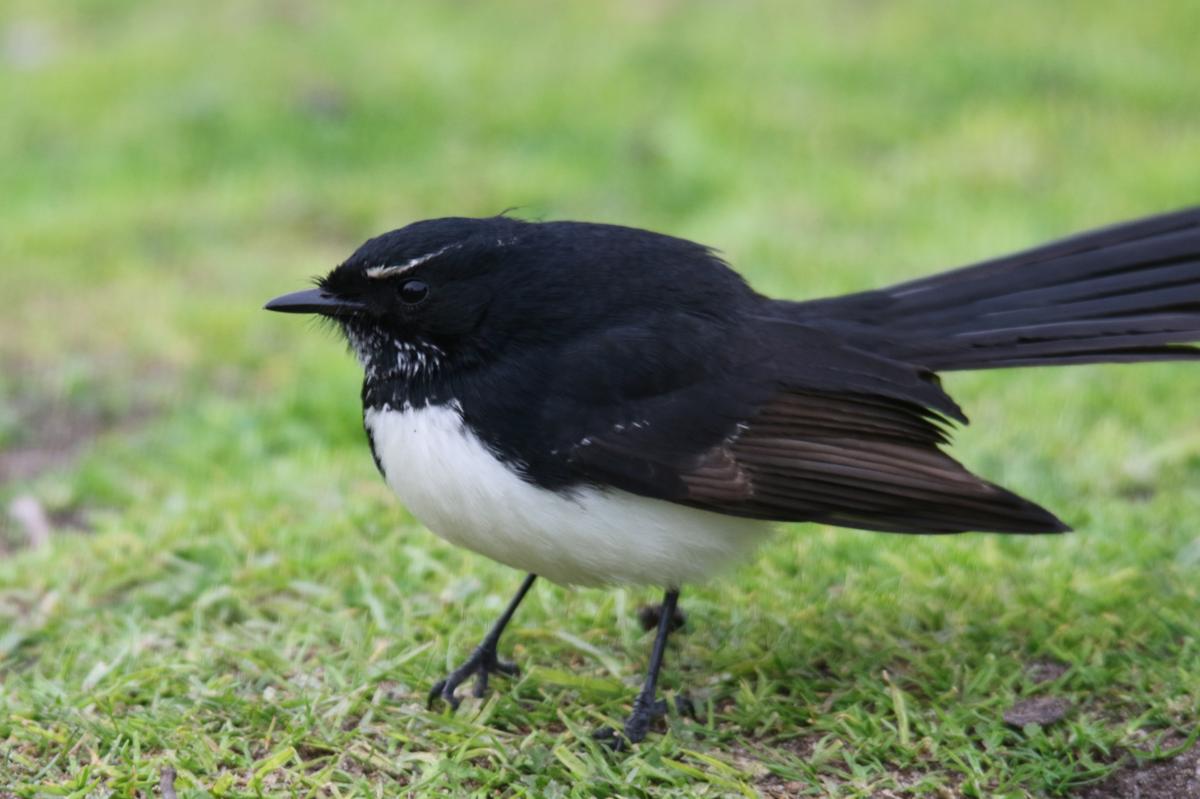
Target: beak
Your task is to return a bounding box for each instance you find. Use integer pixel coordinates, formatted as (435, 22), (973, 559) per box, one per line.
(264, 288), (365, 316)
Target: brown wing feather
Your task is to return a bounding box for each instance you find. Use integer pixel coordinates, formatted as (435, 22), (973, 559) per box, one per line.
(681, 390), (1068, 534)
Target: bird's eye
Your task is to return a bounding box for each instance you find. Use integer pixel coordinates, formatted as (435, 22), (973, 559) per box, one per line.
(399, 279), (429, 305)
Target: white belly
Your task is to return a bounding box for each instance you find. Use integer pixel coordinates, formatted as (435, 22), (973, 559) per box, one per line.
(364, 403), (772, 587)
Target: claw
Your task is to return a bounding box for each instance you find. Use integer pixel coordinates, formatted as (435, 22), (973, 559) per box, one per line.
(427, 679), (462, 710)
(428, 645), (519, 710)
(473, 669), (489, 698)
(593, 692), (692, 749)
(623, 700), (657, 744)
(592, 725), (625, 751)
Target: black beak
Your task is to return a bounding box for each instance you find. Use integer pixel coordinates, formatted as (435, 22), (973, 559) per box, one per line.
(264, 288), (365, 316)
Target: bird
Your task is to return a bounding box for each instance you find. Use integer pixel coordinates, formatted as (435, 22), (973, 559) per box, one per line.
(266, 207), (1200, 746)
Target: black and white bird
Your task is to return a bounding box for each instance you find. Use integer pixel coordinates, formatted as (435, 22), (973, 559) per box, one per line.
(267, 208), (1200, 745)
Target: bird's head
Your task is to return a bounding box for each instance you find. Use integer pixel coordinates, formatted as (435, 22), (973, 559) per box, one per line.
(266, 215), (751, 383)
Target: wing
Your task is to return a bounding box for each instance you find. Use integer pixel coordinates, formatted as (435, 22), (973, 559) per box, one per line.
(552, 316), (1068, 534)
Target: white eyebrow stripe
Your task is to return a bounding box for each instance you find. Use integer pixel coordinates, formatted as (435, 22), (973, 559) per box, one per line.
(365, 244), (459, 279)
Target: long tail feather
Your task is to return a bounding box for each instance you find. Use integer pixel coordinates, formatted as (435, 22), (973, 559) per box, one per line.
(792, 208), (1200, 371)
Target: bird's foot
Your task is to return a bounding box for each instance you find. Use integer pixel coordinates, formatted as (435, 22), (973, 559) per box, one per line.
(428, 643), (519, 709)
(636, 602), (687, 633)
(593, 693), (695, 750)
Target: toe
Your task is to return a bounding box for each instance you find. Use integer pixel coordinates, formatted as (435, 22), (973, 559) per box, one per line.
(427, 680), (447, 708)
(592, 725), (627, 752)
(473, 669), (490, 697)
(429, 649), (520, 711)
(623, 716), (651, 744)
(428, 680), (462, 710)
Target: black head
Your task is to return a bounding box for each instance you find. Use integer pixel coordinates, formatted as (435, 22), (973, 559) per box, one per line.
(265, 215), (756, 383)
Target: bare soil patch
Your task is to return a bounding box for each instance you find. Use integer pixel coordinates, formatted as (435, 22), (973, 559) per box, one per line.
(1004, 696), (1072, 728)
(1, 359), (171, 483)
(0, 397), (109, 484)
(1, 359), (173, 551)
(1075, 744), (1200, 799)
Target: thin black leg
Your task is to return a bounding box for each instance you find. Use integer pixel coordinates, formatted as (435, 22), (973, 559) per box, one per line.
(428, 573), (536, 709)
(624, 587), (680, 742)
(596, 587), (682, 747)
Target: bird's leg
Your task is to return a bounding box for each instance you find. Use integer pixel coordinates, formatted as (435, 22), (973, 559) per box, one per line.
(596, 587), (683, 748)
(428, 573), (536, 709)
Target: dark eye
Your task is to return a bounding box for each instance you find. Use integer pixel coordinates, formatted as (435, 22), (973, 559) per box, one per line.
(399, 279), (429, 305)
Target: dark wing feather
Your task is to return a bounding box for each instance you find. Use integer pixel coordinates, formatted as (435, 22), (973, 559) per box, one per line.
(678, 390), (1068, 533)
(555, 317), (1067, 535)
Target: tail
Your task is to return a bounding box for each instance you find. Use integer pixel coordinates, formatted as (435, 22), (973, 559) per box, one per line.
(793, 208), (1200, 371)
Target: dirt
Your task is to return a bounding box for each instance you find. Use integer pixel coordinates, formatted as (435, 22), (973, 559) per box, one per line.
(0, 392), (103, 552)
(1004, 696), (1072, 728)
(1, 495), (91, 554)
(0, 410), (105, 484)
(1075, 744), (1200, 798)
(747, 738), (965, 799)
(1025, 658), (1070, 685)
(742, 736), (818, 799)
(0, 360), (172, 551)
(1, 358), (177, 481)
(0, 381), (138, 485)
(743, 722), (1197, 798)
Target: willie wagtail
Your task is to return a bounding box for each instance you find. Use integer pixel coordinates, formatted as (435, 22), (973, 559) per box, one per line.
(267, 208), (1200, 745)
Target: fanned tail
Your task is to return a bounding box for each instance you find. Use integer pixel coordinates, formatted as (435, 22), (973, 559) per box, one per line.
(793, 208), (1200, 371)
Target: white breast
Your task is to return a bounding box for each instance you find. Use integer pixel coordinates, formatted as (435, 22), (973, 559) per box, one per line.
(364, 403), (772, 587)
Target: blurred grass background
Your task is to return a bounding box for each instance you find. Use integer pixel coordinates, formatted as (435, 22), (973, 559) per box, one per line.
(1, 1), (1198, 796)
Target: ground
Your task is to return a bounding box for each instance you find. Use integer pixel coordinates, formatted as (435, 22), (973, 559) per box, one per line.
(2, 2), (1199, 797)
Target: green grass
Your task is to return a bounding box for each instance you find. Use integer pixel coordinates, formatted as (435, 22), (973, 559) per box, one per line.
(2, 1), (1199, 796)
